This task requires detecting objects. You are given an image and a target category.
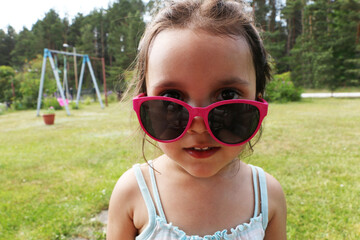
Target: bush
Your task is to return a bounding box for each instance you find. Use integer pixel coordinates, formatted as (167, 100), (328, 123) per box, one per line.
(12, 100), (27, 110)
(107, 93), (118, 103)
(83, 96), (92, 105)
(101, 93), (118, 104)
(14, 55), (57, 110)
(0, 103), (6, 115)
(265, 72), (302, 103)
(43, 97), (62, 110)
(21, 95), (38, 109)
(70, 101), (81, 110)
(0, 66), (15, 103)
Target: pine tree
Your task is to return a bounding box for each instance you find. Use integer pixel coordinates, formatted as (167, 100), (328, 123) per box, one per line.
(106, 0), (145, 90)
(0, 26), (17, 66)
(290, 0), (360, 90)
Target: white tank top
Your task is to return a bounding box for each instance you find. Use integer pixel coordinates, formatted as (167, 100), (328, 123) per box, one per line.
(133, 161), (268, 240)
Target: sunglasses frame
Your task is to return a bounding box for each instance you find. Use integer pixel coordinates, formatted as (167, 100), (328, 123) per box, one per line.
(133, 93), (268, 146)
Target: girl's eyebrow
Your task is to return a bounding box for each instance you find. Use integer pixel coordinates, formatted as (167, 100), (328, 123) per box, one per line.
(218, 77), (250, 86)
(150, 79), (185, 89)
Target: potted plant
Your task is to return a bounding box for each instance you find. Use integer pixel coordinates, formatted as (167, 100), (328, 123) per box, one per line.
(42, 106), (56, 125)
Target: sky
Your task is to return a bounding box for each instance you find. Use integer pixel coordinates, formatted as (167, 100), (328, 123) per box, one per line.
(0, 0), (115, 33)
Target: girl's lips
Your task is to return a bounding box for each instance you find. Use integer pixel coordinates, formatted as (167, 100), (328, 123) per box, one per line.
(184, 147), (220, 158)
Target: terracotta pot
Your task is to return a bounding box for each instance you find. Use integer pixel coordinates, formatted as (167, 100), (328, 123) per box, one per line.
(43, 114), (55, 125)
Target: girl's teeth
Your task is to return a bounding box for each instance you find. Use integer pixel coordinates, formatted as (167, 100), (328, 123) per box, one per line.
(193, 147), (211, 151)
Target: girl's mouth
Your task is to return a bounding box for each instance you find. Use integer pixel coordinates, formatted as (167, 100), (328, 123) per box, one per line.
(193, 147), (212, 151)
(184, 146), (220, 158)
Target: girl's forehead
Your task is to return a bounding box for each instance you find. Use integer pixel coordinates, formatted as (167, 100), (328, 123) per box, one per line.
(146, 29), (255, 92)
(148, 28), (252, 58)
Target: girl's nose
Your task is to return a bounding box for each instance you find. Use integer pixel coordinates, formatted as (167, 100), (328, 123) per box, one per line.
(187, 116), (208, 134)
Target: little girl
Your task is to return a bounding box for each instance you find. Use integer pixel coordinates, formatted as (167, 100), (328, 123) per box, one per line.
(107, 0), (287, 239)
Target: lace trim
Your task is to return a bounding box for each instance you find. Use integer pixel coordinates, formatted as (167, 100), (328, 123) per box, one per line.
(155, 214), (263, 240)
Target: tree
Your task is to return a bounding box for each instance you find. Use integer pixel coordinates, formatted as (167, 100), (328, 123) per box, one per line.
(10, 27), (37, 68)
(330, 0), (360, 87)
(0, 26), (17, 66)
(106, 0), (145, 90)
(252, 0), (269, 30)
(345, 44), (360, 85)
(282, 0), (303, 55)
(290, 0), (360, 90)
(32, 9), (66, 50)
(107, 0), (145, 67)
(67, 13), (86, 48)
(0, 65), (16, 102)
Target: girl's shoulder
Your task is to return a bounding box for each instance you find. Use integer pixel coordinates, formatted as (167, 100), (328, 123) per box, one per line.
(260, 168), (287, 239)
(110, 163), (152, 199)
(262, 169), (286, 217)
(107, 164), (150, 238)
(245, 163), (285, 205)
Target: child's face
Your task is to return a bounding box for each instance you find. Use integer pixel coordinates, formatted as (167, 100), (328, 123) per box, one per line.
(146, 29), (256, 178)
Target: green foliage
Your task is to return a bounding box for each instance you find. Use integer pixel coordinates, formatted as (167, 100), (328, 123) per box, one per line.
(84, 97), (93, 105)
(107, 93), (118, 103)
(32, 9), (66, 50)
(0, 103), (6, 115)
(344, 44), (360, 85)
(107, 68), (134, 95)
(262, 28), (289, 73)
(11, 100), (27, 110)
(0, 27), (16, 66)
(290, 0), (360, 90)
(0, 65), (15, 102)
(16, 55), (57, 109)
(70, 101), (81, 110)
(265, 72), (302, 102)
(43, 106), (55, 115)
(43, 97), (62, 110)
(105, 0), (145, 93)
(10, 28), (37, 67)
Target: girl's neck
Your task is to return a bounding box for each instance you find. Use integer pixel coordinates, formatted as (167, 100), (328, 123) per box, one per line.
(155, 154), (242, 183)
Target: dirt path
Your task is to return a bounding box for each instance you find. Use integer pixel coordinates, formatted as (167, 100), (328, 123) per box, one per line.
(301, 92), (360, 98)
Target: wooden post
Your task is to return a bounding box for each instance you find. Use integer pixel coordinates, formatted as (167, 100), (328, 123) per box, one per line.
(356, 23), (360, 45)
(73, 48), (78, 90)
(101, 57), (108, 107)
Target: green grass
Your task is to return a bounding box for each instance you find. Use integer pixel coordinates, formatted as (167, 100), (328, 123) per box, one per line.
(0, 99), (359, 239)
(250, 98), (360, 239)
(0, 102), (142, 240)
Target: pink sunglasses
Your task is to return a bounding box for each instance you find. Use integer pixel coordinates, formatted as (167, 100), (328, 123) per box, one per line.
(133, 93), (268, 146)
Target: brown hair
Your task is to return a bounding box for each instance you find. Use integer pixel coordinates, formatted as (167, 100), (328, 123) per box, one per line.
(128, 0), (271, 99)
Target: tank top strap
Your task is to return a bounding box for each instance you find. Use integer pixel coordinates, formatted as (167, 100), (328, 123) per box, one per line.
(256, 166), (269, 230)
(249, 165), (269, 230)
(133, 163), (157, 238)
(250, 165), (259, 218)
(148, 161), (167, 220)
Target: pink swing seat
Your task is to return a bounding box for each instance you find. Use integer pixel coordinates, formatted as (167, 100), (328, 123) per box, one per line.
(57, 98), (69, 106)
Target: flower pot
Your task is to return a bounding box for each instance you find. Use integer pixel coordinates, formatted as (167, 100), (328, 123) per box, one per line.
(43, 114), (55, 125)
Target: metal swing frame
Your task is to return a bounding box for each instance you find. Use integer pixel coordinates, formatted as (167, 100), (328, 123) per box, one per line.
(36, 48), (104, 116)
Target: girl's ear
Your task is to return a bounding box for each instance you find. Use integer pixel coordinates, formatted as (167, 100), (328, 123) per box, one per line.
(257, 93), (263, 99)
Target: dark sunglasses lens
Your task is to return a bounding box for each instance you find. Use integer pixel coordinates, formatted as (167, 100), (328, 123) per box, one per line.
(209, 103), (260, 144)
(140, 100), (189, 140)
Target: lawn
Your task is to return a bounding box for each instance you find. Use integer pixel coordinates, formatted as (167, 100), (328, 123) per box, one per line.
(0, 98), (359, 239)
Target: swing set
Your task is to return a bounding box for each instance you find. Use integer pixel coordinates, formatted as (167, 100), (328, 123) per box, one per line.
(36, 48), (104, 116)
